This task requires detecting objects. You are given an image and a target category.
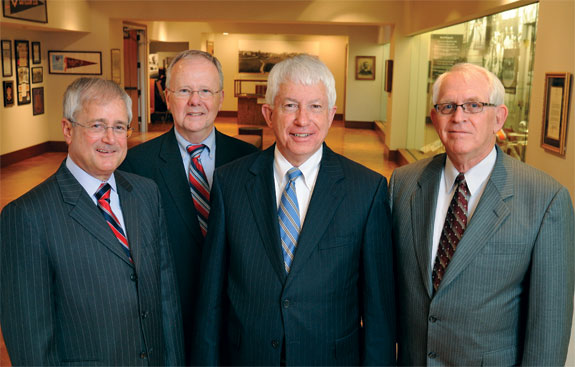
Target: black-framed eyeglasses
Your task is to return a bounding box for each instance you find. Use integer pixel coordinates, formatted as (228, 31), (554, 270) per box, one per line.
(69, 120), (133, 137)
(167, 88), (221, 99)
(434, 101), (497, 115)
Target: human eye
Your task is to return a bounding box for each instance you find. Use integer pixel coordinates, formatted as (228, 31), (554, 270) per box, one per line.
(113, 124), (128, 133)
(89, 122), (105, 131)
(465, 101), (483, 113)
(440, 103), (455, 113)
(198, 89), (213, 98)
(308, 103), (324, 113)
(177, 88), (192, 97)
(283, 103), (299, 112)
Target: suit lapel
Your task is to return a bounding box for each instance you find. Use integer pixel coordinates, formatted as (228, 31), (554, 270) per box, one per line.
(57, 163), (132, 266)
(437, 148), (513, 292)
(287, 145), (345, 280)
(246, 146), (286, 283)
(115, 172), (142, 268)
(412, 155), (444, 297)
(158, 128), (203, 243)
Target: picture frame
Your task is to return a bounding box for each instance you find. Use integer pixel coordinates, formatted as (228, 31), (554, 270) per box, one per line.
(541, 72), (572, 156)
(3, 80), (14, 107)
(48, 50), (102, 75)
(31, 66), (43, 83)
(206, 41), (214, 56)
(356, 56), (375, 81)
(384, 60), (394, 92)
(2, 39), (12, 77)
(2, 0), (48, 23)
(32, 87), (44, 115)
(111, 48), (121, 85)
(14, 40), (31, 105)
(32, 41), (41, 64)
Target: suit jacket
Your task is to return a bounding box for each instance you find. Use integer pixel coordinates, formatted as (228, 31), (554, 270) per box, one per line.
(389, 146), (575, 366)
(119, 127), (257, 361)
(193, 144), (396, 366)
(0, 163), (184, 366)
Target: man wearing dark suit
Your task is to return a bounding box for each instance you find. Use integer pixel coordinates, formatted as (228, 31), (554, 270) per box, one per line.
(0, 78), (184, 365)
(192, 54), (396, 366)
(390, 63), (574, 365)
(120, 50), (257, 361)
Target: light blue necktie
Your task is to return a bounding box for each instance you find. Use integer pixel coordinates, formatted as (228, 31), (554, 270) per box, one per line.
(278, 167), (302, 273)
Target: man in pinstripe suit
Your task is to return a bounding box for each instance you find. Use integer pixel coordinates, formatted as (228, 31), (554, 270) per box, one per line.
(192, 54), (396, 366)
(390, 63), (574, 365)
(0, 78), (184, 365)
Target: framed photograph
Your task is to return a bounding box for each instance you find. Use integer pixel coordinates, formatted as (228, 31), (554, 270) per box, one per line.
(2, 0), (48, 23)
(31, 66), (43, 83)
(111, 48), (121, 84)
(356, 56), (375, 80)
(3, 80), (14, 107)
(32, 41), (41, 64)
(206, 41), (214, 56)
(384, 59), (394, 92)
(32, 87), (44, 115)
(541, 72), (572, 156)
(14, 40), (31, 105)
(2, 39), (12, 77)
(48, 50), (102, 75)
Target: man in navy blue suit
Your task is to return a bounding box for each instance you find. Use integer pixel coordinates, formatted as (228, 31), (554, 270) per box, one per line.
(193, 54), (396, 366)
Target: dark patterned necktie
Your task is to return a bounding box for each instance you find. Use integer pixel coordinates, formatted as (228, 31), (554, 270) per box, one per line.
(278, 167), (302, 273)
(94, 183), (132, 261)
(187, 144), (210, 237)
(432, 173), (470, 291)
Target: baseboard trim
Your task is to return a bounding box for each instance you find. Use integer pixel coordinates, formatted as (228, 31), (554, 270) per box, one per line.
(344, 120), (374, 129)
(1, 141), (67, 168)
(219, 110), (238, 117)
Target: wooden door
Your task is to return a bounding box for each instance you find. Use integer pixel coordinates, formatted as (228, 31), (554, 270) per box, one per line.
(123, 30), (139, 132)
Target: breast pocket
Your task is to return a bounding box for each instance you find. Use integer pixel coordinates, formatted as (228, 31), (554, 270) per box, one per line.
(481, 241), (529, 254)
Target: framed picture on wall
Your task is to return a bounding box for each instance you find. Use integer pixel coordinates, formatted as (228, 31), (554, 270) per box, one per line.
(111, 48), (121, 84)
(32, 41), (41, 64)
(14, 40), (31, 105)
(540, 72), (572, 156)
(2, 0), (48, 23)
(356, 56), (375, 80)
(3, 80), (14, 107)
(48, 50), (102, 75)
(32, 66), (43, 83)
(2, 39), (12, 77)
(32, 87), (44, 115)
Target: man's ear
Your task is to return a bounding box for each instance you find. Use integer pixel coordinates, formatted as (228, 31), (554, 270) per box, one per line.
(262, 104), (274, 128)
(493, 104), (509, 133)
(62, 119), (73, 144)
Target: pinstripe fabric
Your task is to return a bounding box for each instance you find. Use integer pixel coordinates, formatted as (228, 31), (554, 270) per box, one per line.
(192, 144), (396, 366)
(119, 128), (257, 363)
(0, 163), (184, 366)
(389, 146), (575, 366)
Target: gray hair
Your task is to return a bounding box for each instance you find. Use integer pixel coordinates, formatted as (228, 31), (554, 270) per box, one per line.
(432, 63), (505, 105)
(166, 50), (224, 90)
(265, 54), (336, 109)
(63, 77), (132, 123)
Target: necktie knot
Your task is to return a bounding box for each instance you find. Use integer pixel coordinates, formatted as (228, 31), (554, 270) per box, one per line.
(286, 167), (302, 183)
(95, 183), (112, 203)
(187, 144), (206, 158)
(94, 182), (131, 262)
(187, 144), (210, 237)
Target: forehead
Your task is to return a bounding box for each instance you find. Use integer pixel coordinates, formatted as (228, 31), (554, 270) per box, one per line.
(81, 97), (128, 121)
(276, 80), (327, 101)
(437, 72), (490, 102)
(171, 57), (218, 83)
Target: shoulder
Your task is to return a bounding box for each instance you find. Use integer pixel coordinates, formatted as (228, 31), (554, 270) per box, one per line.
(126, 131), (169, 157)
(116, 169), (159, 192)
(216, 130), (259, 155)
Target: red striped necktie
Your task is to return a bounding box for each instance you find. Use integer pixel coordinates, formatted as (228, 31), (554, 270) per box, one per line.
(187, 144), (210, 237)
(432, 172), (470, 291)
(94, 183), (132, 262)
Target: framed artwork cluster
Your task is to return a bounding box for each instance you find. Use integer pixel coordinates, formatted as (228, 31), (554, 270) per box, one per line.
(2, 38), (44, 114)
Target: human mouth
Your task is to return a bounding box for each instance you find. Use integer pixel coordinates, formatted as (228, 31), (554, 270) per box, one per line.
(96, 147), (116, 154)
(291, 133), (312, 137)
(187, 111), (205, 117)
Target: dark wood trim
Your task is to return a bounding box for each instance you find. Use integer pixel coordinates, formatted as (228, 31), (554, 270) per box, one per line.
(218, 110), (238, 117)
(1, 141), (67, 168)
(334, 113), (344, 121)
(344, 120), (374, 129)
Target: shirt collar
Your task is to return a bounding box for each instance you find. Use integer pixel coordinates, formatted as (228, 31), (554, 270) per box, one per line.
(273, 146), (323, 191)
(174, 127), (215, 158)
(65, 155), (118, 196)
(444, 147), (497, 196)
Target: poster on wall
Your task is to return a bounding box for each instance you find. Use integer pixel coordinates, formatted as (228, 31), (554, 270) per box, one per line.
(1, 39), (12, 77)
(238, 40), (319, 73)
(32, 86), (44, 115)
(15, 40), (31, 105)
(48, 50), (102, 75)
(3, 80), (14, 107)
(2, 0), (48, 23)
(430, 34), (464, 80)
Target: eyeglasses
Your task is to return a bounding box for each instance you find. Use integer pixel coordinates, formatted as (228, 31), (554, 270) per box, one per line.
(70, 120), (133, 137)
(434, 102), (497, 115)
(167, 88), (221, 99)
(280, 102), (326, 114)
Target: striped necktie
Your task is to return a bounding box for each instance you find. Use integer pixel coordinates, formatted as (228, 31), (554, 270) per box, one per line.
(278, 167), (303, 273)
(187, 144), (210, 237)
(94, 183), (132, 261)
(432, 173), (470, 291)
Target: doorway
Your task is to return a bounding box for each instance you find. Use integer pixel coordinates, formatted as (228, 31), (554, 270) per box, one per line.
(123, 25), (148, 133)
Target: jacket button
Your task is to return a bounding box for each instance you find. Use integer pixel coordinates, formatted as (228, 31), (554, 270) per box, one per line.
(130, 273), (137, 281)
(428, 316), (437, 323)
(141, 311), (149, 319)
(283, 299), (290, 308)
(271, 340), (279, 349)
(140, 352), (148, 359)
(428, 352), (437, 359)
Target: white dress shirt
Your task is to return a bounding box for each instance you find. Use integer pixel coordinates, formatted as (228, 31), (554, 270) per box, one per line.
(430, 147), (497, 269)
(66, 156), (127, 235)
(273, 146), (322, 225)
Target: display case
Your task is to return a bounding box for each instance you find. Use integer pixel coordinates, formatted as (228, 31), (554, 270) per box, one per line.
(234, 79), (268, 125)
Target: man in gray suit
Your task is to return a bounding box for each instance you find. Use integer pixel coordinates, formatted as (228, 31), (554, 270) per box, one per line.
(193, 54), (396, 366)
(0, 78), (184, 365)
(390, 63), (574, 365)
